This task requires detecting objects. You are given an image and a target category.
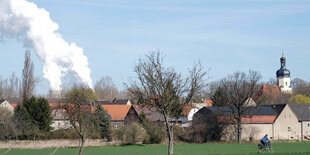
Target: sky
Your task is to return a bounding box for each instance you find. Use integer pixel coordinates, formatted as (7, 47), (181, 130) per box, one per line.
(1, 0), (310, 95)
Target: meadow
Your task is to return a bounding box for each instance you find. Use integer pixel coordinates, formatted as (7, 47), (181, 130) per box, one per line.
(1, 142), (310, 155)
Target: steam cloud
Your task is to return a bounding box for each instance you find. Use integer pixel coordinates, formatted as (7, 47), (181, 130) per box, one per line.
(0, 0), (93, 91)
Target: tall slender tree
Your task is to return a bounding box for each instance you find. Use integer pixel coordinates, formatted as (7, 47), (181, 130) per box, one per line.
(22, 50), (36, 99)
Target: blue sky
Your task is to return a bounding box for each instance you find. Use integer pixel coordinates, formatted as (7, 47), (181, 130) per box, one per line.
(1, 0), (310, 94)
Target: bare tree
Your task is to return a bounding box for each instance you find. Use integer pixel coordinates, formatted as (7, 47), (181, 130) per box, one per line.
(0, 73), (19, 99)
(127, 51), (207, 155)
(7, 73), (19, 99)
(291, 78), (310, 97)
(62, 85), (97, 155)
(22, 50), (36, 99)
(220, 70), (261, 143)
(94, 76), (120, 100)
(0, 77), (4, 98)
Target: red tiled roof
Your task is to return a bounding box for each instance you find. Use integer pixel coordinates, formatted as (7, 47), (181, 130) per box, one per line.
(49, 103), (62, 109)
(10, 103), (17, 108)
(204, 100), (213, 107)
(242, 115), (277, 123)
(263, 85), (280, 93)
(217, 115), (277, 124)
(102, 105), (132, 121)
(259, 84), (281, 98)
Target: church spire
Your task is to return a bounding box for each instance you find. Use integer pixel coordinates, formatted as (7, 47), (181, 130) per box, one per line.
(280, 53), (286, 69)
(276, 52), (292, 93)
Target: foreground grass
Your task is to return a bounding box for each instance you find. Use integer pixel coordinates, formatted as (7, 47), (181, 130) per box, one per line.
(2, 142), (310, 155)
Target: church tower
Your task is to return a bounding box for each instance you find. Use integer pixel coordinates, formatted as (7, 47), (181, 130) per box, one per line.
(276, 54), (292, 93)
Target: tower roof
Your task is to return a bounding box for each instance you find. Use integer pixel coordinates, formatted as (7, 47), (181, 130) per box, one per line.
(276, 55), (290, 78)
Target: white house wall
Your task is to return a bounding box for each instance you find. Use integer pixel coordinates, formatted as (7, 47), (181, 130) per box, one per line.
(187, 108), (199, 121)
(0, 100), (14, 113)
(51, 120), (71, 130)
(242, 124), (273, 141)
(221, 124), (273, 141)
(302, 121), (310, 140)
(273, 105), (301, 140)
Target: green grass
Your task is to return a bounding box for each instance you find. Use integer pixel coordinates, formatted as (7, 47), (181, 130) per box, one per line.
(2, 142), (310, 155)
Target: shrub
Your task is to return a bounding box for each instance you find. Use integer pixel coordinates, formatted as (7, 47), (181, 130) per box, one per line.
(50, 129), (80, 139)
(142, 121), (165, 144)
(113, 123), (146, 145)
(190, 113), (224, 143)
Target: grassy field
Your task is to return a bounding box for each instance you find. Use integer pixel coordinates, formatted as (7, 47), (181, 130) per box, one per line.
(1, 142), (310, 155)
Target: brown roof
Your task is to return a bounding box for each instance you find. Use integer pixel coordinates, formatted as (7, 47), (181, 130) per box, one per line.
(255, 84), (280, 99)
(133, 105), (165, 122)
(102, 105), (132, 121)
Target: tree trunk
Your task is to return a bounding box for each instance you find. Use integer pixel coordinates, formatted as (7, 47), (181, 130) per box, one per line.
(79, 136), (85, 155)
(168, 127), (174, 155)
(164, 114), (174, 155)
(237, 118), (242, 144)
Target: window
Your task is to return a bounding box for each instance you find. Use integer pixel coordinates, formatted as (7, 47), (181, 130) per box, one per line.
(58, 122), (61, 126)
(286, 82), (288, 86)
(308, 123), (310, 127)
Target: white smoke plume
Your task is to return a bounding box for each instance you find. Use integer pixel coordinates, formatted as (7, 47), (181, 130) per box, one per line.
(0, 0), (93, 91)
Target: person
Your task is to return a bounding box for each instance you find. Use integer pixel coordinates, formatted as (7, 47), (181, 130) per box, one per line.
(261, 134), (271, 148)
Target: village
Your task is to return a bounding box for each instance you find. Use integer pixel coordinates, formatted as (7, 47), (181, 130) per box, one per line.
(1, 0), (310, 154)
(1, 54), (310, 145)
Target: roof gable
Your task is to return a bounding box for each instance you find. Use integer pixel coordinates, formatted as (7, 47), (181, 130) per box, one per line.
(0, 100), (14, 112)
(102, 105), (132, 121)
(288, 104), (310, 121)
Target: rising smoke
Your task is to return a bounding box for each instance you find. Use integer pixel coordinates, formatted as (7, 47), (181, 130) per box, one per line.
(0, 0), (93, 91)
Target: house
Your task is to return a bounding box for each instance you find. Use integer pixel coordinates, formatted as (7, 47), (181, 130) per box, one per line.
(133, 105), (165, 122)
(50, 109), (71, 130)
(0, 100), (15, 113)
(289, 104), (310, 140)
(101, 105), (139, 127)
(273, 104), (310, 141)
(134, 104), (199, 127)
(176, 104), (199, 127)
(193, 100), (213, 109)
(194, 106), (279, 141)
